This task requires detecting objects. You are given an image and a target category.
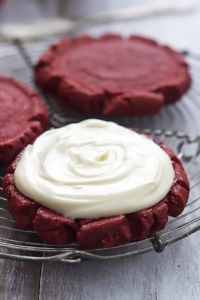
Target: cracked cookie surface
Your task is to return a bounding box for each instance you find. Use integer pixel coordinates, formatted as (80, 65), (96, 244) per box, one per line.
(35, 34), (191, 117)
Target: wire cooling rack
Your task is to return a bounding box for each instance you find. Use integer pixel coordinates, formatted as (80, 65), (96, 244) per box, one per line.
(1, 38), (200, 263)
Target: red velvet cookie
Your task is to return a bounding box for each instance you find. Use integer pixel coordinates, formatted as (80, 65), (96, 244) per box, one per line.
(0, 76), (49, 166)
(35, 34), (191, 117)
(2, 140), (189, 250)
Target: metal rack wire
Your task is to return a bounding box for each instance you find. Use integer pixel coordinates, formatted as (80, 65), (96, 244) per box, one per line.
(1, 38), (200, 263)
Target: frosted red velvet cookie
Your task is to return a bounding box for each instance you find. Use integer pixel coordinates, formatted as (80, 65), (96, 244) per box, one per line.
(2, 120), (189, 250)
(35, 34), (191, 117)
(0, 76), (49, 166)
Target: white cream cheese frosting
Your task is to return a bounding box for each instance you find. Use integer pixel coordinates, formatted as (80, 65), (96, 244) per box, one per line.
(14, 119), (174, 219)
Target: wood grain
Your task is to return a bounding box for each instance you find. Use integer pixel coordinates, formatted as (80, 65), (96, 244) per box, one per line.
(0, 259), (41, 300)
(39, 237), (200, 300)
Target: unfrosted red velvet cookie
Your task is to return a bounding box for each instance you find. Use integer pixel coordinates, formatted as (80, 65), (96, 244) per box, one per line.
(2, 139), (189, 250)
(0, 76), (49, 166)
(35, 34), (191, 117)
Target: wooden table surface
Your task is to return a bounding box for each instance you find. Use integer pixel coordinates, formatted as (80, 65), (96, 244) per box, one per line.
(1, 1), (200, 299)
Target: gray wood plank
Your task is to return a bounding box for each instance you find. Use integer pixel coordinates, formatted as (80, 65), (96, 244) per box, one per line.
(0, 259), (41, 300)
(38, 236), (200, 300)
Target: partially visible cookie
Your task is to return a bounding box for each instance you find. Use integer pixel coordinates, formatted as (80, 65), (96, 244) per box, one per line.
(35, 34), (191, 117)
(0, 76), (49, 166)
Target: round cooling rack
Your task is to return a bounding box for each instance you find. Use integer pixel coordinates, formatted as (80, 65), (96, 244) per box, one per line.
(1, 38), (200, 263)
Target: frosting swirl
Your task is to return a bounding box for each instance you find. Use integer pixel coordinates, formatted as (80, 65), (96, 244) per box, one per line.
(14, 119), (174, 219)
